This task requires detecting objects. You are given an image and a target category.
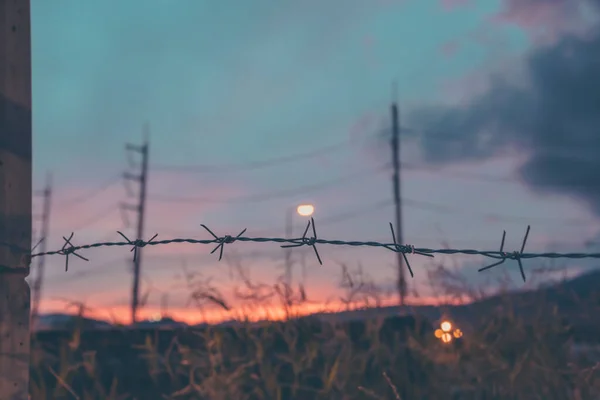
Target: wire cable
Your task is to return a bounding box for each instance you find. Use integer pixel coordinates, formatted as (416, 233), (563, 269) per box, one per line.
(399, 126), (600, 165)
(52, 174), (122, 208)
(150, 140), (350, 173)
(401, 197), (589, 226)
(400, 161), (517, 183)
(55, 204), (118, 233)
(148, 164), (389, 204)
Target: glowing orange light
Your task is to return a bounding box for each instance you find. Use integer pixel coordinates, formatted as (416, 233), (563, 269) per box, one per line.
(441, 333), (453, 343)
(149, 313), (161, 322)
(297, 204), (315, 217)
(453, 329), (463, 338)
(441, 321), (452, 332)
(434, 329), (443, 338)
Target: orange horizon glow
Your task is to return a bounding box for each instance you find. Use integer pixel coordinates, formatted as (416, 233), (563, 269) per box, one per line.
(36, 294), (474, 327)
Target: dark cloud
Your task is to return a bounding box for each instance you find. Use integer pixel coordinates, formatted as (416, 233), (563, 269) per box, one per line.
(407, 0), (600, 216)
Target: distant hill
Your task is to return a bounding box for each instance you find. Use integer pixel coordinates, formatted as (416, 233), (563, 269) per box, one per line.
(457, 268), (600, 340)
(132, 317), (187, 329)
(33, 313), (114, 331)
(311, 269), (600, 339)
(33, 314), (188, 331)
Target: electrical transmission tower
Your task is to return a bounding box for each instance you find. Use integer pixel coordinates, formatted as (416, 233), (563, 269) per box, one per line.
(390, 85), (407, 307)
(31, 173), (52, 323)
(122, 125), (150, 324)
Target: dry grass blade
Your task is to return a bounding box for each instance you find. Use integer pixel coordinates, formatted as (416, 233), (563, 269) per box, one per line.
(383, 372), (401, 400)
(47, 365), (80, 400)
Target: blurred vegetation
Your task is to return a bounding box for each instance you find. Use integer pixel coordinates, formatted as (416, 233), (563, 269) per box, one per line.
(29, 257), (600, 399)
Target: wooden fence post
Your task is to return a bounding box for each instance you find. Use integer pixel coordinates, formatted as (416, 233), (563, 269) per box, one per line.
(0, 0), (32, 399)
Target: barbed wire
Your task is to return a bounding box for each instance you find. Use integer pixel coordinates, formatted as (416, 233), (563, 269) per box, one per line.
(3, 219), (600, 282)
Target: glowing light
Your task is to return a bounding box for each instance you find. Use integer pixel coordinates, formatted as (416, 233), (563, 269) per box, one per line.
(441, 321), (452, 332)
(297, 204), (315, 217)
(453, 329), (463, 338)
(441, 333), (453, 343)
(434, 329), (443, 338)
(150, 313), (161, 322)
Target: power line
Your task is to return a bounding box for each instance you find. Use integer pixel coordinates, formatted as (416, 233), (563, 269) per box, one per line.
(149, 199), (394, 239)
(273, 196), (587, 233)
(44, 249), (287, 285)
(400, 161), (517, 183)
(147, 164), (388, 204)
(150, 140), (350, 173)
(32, 197), (594, 288)
(256, 199), (396, 236)
(146, 194), (588, 244)
(400, 125), (600, 165)
(401, 197), (589, 226)
(402, 160), (600, 189)
(52, 174), (121, 208)
(149, 131), (521, 186)
(56, 203), (119, 233)
(45, 257), (126, 285)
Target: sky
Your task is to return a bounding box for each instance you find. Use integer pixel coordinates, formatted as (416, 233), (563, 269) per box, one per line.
(28, 0), (600, 324)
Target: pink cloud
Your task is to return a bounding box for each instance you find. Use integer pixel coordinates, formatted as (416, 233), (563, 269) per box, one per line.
(490, 0), (593, 44)
(440, 0), (471, 11)
(494, 0), (577, 27)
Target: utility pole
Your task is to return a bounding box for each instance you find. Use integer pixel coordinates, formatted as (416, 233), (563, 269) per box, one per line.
(160, 293), (168, 319)
(0, 0), (33, 398)
(390, 84), (407, 307)
(123, 124), (149, 324)
(31, 172), (52, 323)
(284, 207), (293, 287)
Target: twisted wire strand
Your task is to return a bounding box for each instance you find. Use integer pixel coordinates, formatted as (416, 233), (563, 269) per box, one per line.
(2, 219), (599, 282)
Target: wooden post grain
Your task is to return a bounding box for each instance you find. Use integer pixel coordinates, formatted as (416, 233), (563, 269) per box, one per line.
(0, 0), (32, 399)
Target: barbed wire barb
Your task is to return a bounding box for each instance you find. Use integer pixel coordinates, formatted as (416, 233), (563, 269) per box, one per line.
(58, 233), (89, 271)
(117, 231), (158, 262)
(18, 237), (45, 267)
(281, 217), (323, 265)
(478, 225), (531, 282)
(478, 231), (507, 273)
(200, 224), (247, 261)
(31, 237), (44, 253)
(385, 222), (434, 278)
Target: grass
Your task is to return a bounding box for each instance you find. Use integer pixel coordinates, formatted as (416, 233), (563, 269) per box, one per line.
(28, 257), (600, 399)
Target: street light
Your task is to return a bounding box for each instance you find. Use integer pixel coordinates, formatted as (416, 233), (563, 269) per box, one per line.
(286, 203), (315, 238)
(435, 319), (463, 344)
(297, 204), (315, 217)
(441, 321), (452, 332)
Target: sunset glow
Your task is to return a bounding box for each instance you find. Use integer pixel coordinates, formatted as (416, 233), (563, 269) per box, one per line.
(36, 294), (466, 328)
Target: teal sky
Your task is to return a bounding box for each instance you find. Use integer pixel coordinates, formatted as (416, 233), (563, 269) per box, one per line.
(34, 1), (490, 172)
(29, 0), (600, 322)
